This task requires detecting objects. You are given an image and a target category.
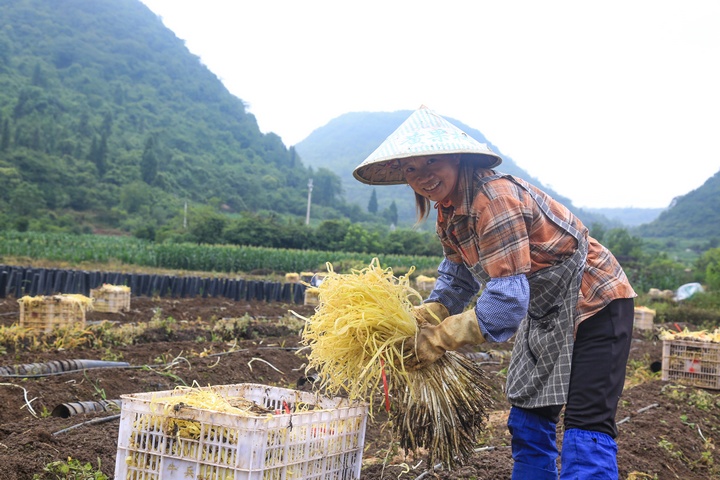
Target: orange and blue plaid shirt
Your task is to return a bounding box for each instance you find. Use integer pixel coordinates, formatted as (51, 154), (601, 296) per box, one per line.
(430, 166), (635, 326)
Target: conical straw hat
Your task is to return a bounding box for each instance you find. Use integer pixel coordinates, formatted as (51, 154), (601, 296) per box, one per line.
(353, 105), (502, 185)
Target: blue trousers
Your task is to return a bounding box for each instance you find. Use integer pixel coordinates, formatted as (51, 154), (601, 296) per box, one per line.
(508, 407), (559, 479)
(508, 298), (633, 479)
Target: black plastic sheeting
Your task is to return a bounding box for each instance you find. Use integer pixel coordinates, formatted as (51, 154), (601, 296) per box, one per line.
(52, 399), (122, 418)
(0, 264), (307, 304)
(0, 359), (131, 377)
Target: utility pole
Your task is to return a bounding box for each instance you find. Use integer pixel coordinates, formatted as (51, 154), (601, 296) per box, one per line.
(306, 178), (313, 225)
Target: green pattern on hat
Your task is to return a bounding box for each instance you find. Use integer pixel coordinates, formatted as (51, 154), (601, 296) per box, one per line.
(353, 105), (502, 185)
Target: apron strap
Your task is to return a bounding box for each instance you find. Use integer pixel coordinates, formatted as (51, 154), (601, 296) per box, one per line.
(475, 172), (586, 246)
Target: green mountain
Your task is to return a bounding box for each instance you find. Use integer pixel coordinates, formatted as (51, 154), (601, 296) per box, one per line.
(635, 169), (720, 239)
(295, 111), (615, 228)
(586, 207), (665, 227)
(0, 0), (350, 234)
(1, 0), (715, 245)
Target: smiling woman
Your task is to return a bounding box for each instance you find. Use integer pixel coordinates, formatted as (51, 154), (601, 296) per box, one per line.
(352, 105), (638, 479)
(400, 154), (461, 204)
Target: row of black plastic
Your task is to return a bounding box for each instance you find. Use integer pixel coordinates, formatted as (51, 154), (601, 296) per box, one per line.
(0, 264), (308, 304)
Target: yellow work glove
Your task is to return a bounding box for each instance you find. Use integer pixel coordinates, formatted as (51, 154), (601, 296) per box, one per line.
(412, 302), (449, 326)
(403, 308), (485, 370)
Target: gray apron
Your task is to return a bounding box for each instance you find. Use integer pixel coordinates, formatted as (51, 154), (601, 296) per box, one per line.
(473, 173), (589, 409)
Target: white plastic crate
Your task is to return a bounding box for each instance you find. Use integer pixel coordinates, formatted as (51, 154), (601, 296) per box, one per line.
(18, 294), (91, 332)
(304, 287), (320, 306)
(633, 306), (655, 331)
(114, 383), (368, 480)
(90, 285), (131, 313)
(415, 275), (437, 291)
(662, 339), (720, 390)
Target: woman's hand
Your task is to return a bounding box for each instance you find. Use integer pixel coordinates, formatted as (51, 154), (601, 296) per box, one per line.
(403, 309), (485, 370)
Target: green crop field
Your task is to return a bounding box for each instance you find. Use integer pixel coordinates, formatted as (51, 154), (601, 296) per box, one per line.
(0, 231), (443, 276)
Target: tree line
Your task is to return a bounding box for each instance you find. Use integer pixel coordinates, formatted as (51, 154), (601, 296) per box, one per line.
(176, 208), (441, 258)
(164, 209), (720, 295)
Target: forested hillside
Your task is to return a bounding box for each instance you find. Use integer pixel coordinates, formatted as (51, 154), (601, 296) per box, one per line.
(0, 0), (352, 236)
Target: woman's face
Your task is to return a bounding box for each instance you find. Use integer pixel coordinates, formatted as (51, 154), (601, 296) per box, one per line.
(401, 154), (461, 203)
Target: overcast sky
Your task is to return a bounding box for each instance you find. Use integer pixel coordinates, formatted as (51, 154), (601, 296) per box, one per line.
(139, 0), (719, 209)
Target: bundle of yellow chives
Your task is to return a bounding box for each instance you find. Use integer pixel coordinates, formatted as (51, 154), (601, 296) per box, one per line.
(295, 258), (492, 468)
(149, 386), (271, 439)
(297, 258), (419, 404)
(395, 352), (493, 466)
(96, 284), (131, 293)
(660, 327), (720, 343)
(19, 294), (94, 310)
(152, 386), (251, 416)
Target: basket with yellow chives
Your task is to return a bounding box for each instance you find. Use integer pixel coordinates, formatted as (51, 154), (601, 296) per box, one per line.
(149, 386), (273, 439)
(295, 258), (493, 468)
(659, 326), (720, 343)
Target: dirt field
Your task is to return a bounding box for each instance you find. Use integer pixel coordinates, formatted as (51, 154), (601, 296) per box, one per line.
(1, 294), (719, 480)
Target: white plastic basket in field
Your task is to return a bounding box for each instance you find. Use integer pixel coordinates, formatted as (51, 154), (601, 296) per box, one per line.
(18, 294), (92, 332)
(304, 287), (320, 306)
(662, 339), (720, 390)
(114, 383), (368, 480)
(633, 306), (655, 331)
(90, 285), (131, 313)
(415, 275), (437, 291)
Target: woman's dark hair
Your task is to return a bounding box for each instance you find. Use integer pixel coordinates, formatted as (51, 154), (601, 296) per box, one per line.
(414, 192), (431, 223)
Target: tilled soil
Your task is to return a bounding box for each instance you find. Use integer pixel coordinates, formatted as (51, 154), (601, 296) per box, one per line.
(0, 295), (719, 479)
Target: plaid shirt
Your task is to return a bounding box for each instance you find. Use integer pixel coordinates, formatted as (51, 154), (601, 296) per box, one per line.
(435, 165), (636, 323)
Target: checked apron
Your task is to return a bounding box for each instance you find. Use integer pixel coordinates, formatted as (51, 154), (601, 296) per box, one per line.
(474, 173), (589, 409)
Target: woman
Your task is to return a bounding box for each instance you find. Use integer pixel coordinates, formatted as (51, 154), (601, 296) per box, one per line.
(353, 106), (636, 479)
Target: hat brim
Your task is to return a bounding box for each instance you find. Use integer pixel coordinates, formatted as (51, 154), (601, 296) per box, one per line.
(352, 106), (503, 185)
(353, 151), (501, 185)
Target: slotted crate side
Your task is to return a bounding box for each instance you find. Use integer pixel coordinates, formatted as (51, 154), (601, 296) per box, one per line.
(304, 288), (319, 306)
(18, 296), (89, 332)
(633, 307), (655, 331)
(662, 339), (720, 390)
(114, 383), (368, 480)
(415, 275), (437, 291)
(90, 287), (131, 313)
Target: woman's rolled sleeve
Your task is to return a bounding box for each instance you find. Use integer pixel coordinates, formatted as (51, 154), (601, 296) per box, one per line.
(476, 274), (529, 342)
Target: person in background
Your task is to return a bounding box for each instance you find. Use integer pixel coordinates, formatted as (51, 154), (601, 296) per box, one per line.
(353, 105), (636, 479)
